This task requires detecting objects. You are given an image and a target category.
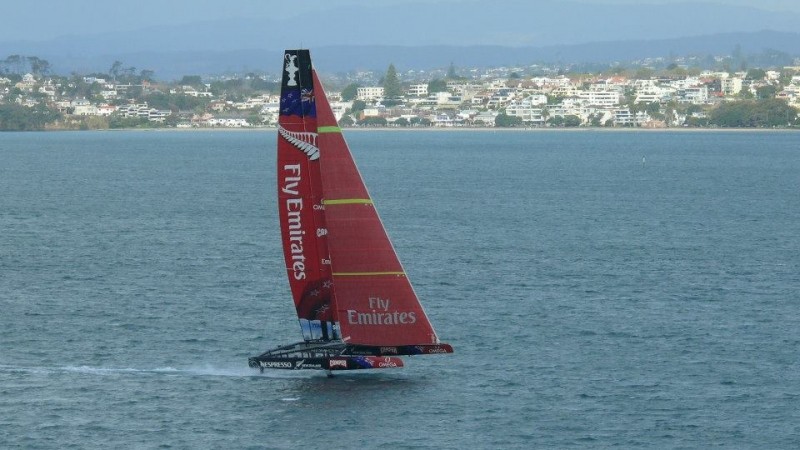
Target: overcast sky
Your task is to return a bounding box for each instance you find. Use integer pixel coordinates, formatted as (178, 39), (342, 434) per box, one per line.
(2, 0), (798, 42)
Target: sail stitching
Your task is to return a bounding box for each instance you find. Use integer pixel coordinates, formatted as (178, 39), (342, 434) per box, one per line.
(278, 126), (320, 160)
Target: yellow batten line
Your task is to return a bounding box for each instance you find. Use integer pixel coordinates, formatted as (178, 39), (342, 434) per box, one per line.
(317, 126), (342, 133)
(333, 272), (406, 277)
(322, 198), (373, 205)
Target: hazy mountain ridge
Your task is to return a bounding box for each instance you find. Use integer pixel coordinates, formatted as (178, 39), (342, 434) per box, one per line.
(10, 31), (795, 80)
(1, 1), (798, 78)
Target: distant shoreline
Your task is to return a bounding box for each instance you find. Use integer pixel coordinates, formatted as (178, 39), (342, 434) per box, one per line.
(28, 126), (797, 133)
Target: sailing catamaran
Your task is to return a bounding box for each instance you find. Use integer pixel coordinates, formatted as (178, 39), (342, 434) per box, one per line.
(248, 50), (453, 372)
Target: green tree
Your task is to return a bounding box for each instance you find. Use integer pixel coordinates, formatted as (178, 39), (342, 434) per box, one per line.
(709, 99), (797, 127)
(109, 115), (149, 129)
(338, 115), (355, 126)
(685, 116), (709, 127)
(246, 113), (262, 126)
(180, 75), (203, 86)
(359, 116), (388, 127)
(563, 115), (582, 127)
(349, 100), (366, 115)
(139, 69), (155, 82)
(144, 92), (172, 110)
(249, 77), (278, 92)
(410, 117), (431, 127)
(746, 68), (766, 80)
(642, 101), (664, 120)
(3, 55), (23, 74)
(383, 64), (402, 99)
(756, 85), (777, 100)
(0, 103), (61, 130)
(340, 83), (359, 101)
(428, 78), (447, 93)
(495, 112), (522, 127)
(6, 87), (23, 103)
(28, 57), (51, 76)
(779, 69), (797, 84)
(610, 66), (626, 75)
(635, 67), (654, 80)
(446, 62), (458, 79)
(109, 61), (123, 81)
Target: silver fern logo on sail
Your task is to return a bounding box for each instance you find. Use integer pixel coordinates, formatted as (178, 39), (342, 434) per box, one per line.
(279, 126), (320, 160)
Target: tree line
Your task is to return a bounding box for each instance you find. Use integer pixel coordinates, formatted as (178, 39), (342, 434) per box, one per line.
(493, 98), (798, 128)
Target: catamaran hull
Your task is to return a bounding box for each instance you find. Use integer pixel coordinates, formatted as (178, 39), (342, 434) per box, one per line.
(346, 344), (454, 356)
(249, 355), (404, 371)
(247, 341), (452, 372)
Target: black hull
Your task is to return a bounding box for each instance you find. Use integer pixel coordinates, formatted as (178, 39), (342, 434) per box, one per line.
(248, 341), (453, 372)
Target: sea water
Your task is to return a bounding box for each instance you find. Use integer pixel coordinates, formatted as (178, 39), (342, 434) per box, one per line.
(1, 130), (799, 448)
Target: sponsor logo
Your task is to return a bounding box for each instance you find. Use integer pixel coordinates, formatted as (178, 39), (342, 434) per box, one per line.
(347, 310), (416, 325)
(329, 359), (348, 368)
(377, 357), (398, 368)
(421, 346), (449, 354)
(380, 347), (398, 355)
(260, 361), (293, 369)
(296, 363), (322, 369)
(284, 54), (299, 87)
(259, 360), (323, 370)
(282, 164), (307, 281)
(346, 296), (417, 326)
(279, 127), (320, 161)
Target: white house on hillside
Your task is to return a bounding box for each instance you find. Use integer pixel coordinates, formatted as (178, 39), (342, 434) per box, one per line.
(407, 84), (428, 97)
(357, 86), (384, 101)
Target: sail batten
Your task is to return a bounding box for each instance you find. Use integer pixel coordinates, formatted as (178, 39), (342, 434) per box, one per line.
(317, 126), (342, 133)
(332, 272), (407, 277)
(322, 198), (373, 205)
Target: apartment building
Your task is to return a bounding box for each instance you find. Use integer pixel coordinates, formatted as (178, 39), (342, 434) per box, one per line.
(357, 86), (384, 101)
(578, 90), (622, 107)
(407, 83), (428, 97)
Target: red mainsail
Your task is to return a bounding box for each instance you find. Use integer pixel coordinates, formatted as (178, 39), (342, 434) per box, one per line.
(277, 50), (443, 348)
(277, 50), (337, 341)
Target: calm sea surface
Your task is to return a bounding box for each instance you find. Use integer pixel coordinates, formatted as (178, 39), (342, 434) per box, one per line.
(1, 129), (799, 448)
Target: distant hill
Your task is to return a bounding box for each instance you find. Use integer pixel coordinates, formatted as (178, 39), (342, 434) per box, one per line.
(310, 31), (800, 71)
(1, 0), (799, 78)
(9, 30), (796, 80)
